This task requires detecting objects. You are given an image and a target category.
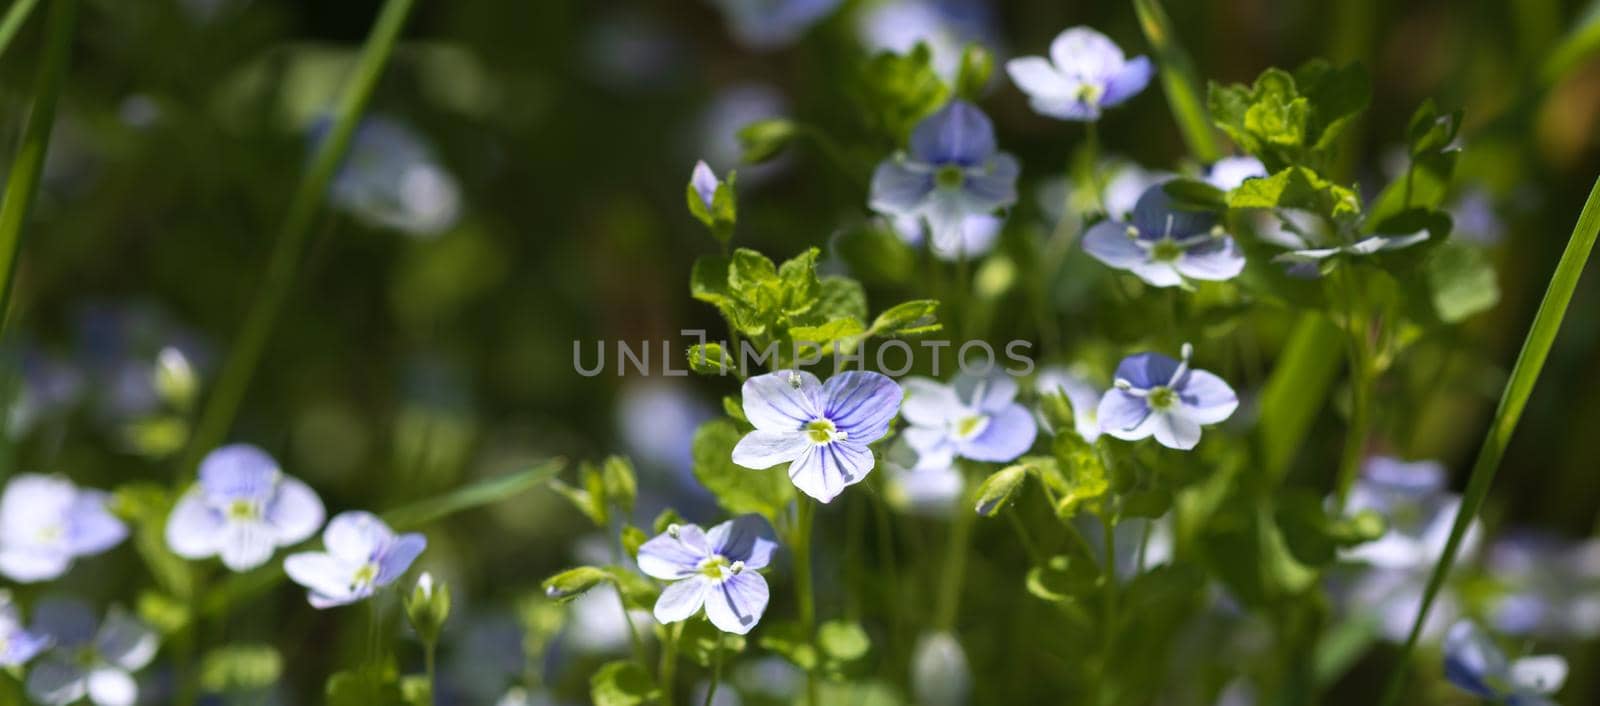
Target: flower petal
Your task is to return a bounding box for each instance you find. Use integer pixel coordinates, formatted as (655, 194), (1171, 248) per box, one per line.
(1005, 56), (1072, 100)
(1443, 620), (1507, 698)
(266, 477), (325, 546)
(1035, 368), (1102, 442)
(956, 404), (1037, 462)
(1101, 55), (1153, 106)
(199, 444), (281, 503)
(376, 533), (427, 586)
(218, 520), (277, 571)
(653, 577), (710, 624)
(1509, 655), (1568, 695)
(25, 656), (87, 706)
(909, 101), (996, 166)
(902, 377), (964, 427)
(869, 158), (933, 217)
(637, 525), (710, 580)
(1049, 27), (1125, 81)
(1175, 238), (1246, 281)
(706, 515), (779, 570)
(1082, 219), (1146, 270)
(691, 161), (718, 211)
(0, 547), (70, 583)
(323, 511), (394, 564)
(65, 491), (128, 557)
(1028, 95), (1100, 121)
(1176, 369), (1238, 425)
(1112, 352), (1180, 391)
(164, 490), (223, 559)
(954, 373), (1019, 413)
(284, 552), (358, 604)
(788, 441), (874, 503)
(705, 572), (769, 635)
(1131, 183), (1215, 239)
(96, 610), (157, 671)
(961, 154), (1019, 210)
(30, 599), (97, 647)
(86, 668), (137, 706)
(731, 430), (810, 470)
(823, 371), (903, 442)
(1149, 412), (1202, 450)
(741, 371), (824, 432)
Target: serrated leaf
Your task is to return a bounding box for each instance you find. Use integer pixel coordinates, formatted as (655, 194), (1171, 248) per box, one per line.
(692, 419), (794, 522)
(1229, 166), (1360, 219)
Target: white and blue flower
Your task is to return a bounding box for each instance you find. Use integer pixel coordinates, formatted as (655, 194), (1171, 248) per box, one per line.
(902, 373), (1037, 470)
(24, 600), (157, 706)
(732, 370), (903, 503)
(709, 0), (842, 50)
(869, 101), (1019, 254)
(1082, 183), (1246, 287)
(1034, 367), (1104, 442)
(0, 475), (127, 583)
(1444, 620), (1567, 706)
(322, 116), (462, 238)
(1098, 344), (1237, 450)
(165, 444), (325, 572)
(637, 515), (778, 635)
(1005, 26), (1152, 121)
(284, 511), (426, 609)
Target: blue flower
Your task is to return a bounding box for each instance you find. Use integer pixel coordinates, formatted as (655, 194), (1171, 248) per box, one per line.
(1205, 156), (1267, 191)
(0, 592), (50, 667)
(1005, 26), (1152, 121)
(1443, 620), (1567, 706)
(902, 373), (1037, 469)
(1483, 533), (1600, 640)
(24, 600), (157, 706)
(882, 439), (964, 517)
(857, 0), (999, 81)
(636, 515), (778, 635)
(1342, 457), (1481, 571)
(165, 444), (326, 572)
(0, 475), (127, 583)
(710, 0), (842, 50)
(321, 116), (461, 238)
(732, 370), (903, 503)
(869, 101), (1019, 253)
(1098, 344), (1237, 450)
(1083, 183), (1246, 287)
(1034, 367), (1104, 442)
(284, 512), (426, 609)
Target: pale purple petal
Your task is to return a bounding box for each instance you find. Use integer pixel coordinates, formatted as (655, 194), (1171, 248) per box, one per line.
(1509, 655), (1567, 695)
(86, 668), (137, 706)
(164, 491), (222, 559)
(1027, 95), (1100, 121)
(1005, 57), (1071, 100)
(65, 491), (127, 557)
(28, 599), (97, 648)
(376, 533), (426, 585)
(704, 572), (769, 635)
(954, 374), (1018, 413)
(26, 656), (87, 706)
(1443, 621), (1505, 698)
(1049, 27), (1126, 82)
(1035, 369), (1102, 442)
(653, 576), (710, 624)
(902, 378), (964, 427)
(1128, 261), (1185, 287)
(309, 589), (361, 609)
(1206, 156), (1267, 191)
(0, 548), (70, 583)
(788, 441), (874, 503)
(95, 610), (157, 671)
(691, 161), (718, 211)
(869, 159), (933, 217)
(960, 154), (1019, 209)
(0, 627), (49, 666)
(1082, 220), (1146, 269)
(956, 404), (1037, 462)
(284, 552), (357, 604)
(199, 444), (281, 502)
(706, 515), (778, 570)
(822, 371), (903, 442)
(910, 101), (996, 166)
(637, 527), (709, 580)
(1149, 412), (1202, 450)
(1175, 238), (1246, 281)
(1131, 184), (1214, 239)
(741, 371), (824, 432)
(731, 430), (810, 470)
(924, 190), (969, 251)
(1101, 56), (1153, 106)
(1175, 369), (1238, 424)
(265, 477), (325, 545)
(218, 521), (277, 572)
(322, 511), (393, 564)
(1097, 390), (1151, 438)
(903, 426), (955, 469)
(1113, 352), (1180, 390)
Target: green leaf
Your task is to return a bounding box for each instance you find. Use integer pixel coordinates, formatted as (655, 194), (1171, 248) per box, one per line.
(590, 661), (660, 706)
(778, 248), (822, 312)
(811, 275), (868, 323)
(327, 666), (402, 706)
(602, 456), (637, 514)
(868, 299), (942, 337)
(542, 566), (611, 603)
(817, 620), (872, 663)
(859, 41), (950, 143)
(653, 507), (686, 535)
(1053, 435), (1108, 519)
(1256, 314), (1343, 483)
(973, 465), (1027, 517)
(201, 644), (283, 693)
(692, 419), (794, 522)
(1425, 242), (1500, 323)
(608, 565), (661, 610)
(1405, 99), (1462, 157)
(790, 317), (868, 356)
(1292, 59), (1371, 152)
(1228, 166), (1360, 219)
(738, 118), (800, 164)
(620, 525), (648, 560)
(1026, 554), (1100, 603)
(691, 255), (733, 307)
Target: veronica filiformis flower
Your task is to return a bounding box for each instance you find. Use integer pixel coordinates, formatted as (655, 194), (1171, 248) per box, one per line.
(1005, 26), (1152, 121)
(869, 101), (1019, 254)
(284, 512), (426, 608)
(0, 475), (127, 583)
(24, 601), (157, 706)
(1443, 620), (1567, 706)
(1097, 344), (1238, 450)
(165, 444), (325, 571)
(901, 373), (1037, 469)
(636, 515), (778, 635)
(1082, 183), (1246, 287)
(731, 370), (903, 503)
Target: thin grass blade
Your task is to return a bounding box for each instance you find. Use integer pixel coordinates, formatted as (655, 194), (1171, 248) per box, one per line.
(1131, 0), (1222, 162)
(0, 0), (42, 62)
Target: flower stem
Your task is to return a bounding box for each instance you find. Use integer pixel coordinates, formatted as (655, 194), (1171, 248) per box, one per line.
(934, 464), (976, 631)
(0, 0), (75, 344)
(1378, 176), (1600, 706)
(616, 585), (645, 665)
(180, 0), (416, 470)
(702, 640), (724, 706)
(659, 621), (682, 706)
(1097, 511), (1120, 706)
(1332, 268), (1372, 509)
(792, 499), (821, 706)
(424, 641), (438, 704)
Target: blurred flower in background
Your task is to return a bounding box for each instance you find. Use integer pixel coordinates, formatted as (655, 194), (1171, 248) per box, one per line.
(857, 0), (1002, 81)
(694, 83), (789, 177)
(24, 601), (158, 706)
(320, 116), (462, 239)
(165, 444), (326, 572)
(1484, 532), (1600, 641)
(708, 0), (843, 51)
(0, 475), (126, 583)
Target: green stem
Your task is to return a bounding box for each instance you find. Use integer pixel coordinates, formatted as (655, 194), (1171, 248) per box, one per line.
(1333, 269), (1372, 510)
(424, 641), (437, 704)
(0, 0), (75, 343)
(180, 0), (417, 469)
(702, 641), (724, 706)
(934, 465), (975, 631)
(1131, 0), (1222, 162)
(1097, 511), (1120, 706)
(1377, 176), (1600, 706)
(792, 500), (821, 706)
(0, 0), (42, 62)
(616, 583), (645, 665)
(659, 621), (682, 706)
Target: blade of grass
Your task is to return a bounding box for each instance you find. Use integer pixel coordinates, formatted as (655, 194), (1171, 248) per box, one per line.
(181, 0), (416, 470)
(1131, 0), (1222, 162)
(1540, 1), (1600, 86)
(0, 0), (75, 341)
(201, 458), (565, 615)
(0, 0), (43, 62)
(1378, 176), (1600, 706)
